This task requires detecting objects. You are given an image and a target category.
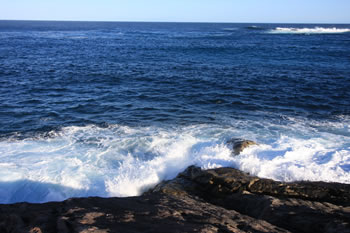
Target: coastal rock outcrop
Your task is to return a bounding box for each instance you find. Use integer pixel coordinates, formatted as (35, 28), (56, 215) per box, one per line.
(1, 166), (349, 233)
(226, 138), (257, 155)
(153, 166), (350, 233)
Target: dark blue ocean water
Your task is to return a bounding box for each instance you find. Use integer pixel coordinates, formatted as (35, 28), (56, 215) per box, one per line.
(0, 21), (350, 203)
(1, 21), (349, 135)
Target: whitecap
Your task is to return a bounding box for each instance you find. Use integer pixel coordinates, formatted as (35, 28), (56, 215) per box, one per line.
(222, 28), (238, 31)
(269, 27), (350, 34)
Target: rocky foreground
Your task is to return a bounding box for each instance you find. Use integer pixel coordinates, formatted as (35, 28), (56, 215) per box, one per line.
(0, 165), (349, 233)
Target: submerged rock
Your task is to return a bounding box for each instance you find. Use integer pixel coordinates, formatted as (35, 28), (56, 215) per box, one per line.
(1, 166), (349, 233)
(227, 138), (257, 155)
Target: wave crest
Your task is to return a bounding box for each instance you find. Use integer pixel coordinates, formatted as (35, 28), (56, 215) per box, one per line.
(269, 27), (350, 34)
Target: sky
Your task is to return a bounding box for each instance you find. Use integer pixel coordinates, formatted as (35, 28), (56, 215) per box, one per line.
(0, 0), (349, 23)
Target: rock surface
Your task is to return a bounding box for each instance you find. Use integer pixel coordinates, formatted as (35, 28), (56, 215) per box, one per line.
(1, 166), (350, 233)
(226, 138), (257, 155)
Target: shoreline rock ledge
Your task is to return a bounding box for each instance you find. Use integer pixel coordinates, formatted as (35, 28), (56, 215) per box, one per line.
(1, 166), (350, 233)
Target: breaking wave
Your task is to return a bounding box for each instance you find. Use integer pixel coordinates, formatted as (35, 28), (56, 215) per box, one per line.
(0, 116), (349, 204)
(269, 27), (350, 34)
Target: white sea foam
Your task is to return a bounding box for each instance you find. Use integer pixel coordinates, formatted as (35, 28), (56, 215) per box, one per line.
(222, 28), (238, 31)
(0, 117), (349, 203)
(269, 27), (350, 34)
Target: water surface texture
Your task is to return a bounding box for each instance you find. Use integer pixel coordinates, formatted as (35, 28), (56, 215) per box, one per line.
(1, 21), (350, 203)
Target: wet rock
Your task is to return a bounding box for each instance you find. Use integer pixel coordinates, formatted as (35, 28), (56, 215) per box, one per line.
(153, 166), (350, 233)
(227, 138), (257, 155)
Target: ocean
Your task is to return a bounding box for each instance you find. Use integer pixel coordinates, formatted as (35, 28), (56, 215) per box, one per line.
(0, 21), (349, 204)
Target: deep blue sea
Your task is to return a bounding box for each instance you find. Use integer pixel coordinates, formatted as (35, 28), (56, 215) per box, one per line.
(1, 21), (350, 203)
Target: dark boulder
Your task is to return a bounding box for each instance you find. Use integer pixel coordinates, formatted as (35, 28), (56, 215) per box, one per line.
(227, 138), (257, 155)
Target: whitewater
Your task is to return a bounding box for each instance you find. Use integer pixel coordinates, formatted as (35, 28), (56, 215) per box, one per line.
(1, 115), (349, 204)
(269, 27), (350, 34)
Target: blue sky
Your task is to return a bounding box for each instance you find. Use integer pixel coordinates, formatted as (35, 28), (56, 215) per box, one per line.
(1, 0), (349, 23)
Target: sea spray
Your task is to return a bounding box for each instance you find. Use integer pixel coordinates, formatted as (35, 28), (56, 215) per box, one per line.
(0, 118), (349, 203)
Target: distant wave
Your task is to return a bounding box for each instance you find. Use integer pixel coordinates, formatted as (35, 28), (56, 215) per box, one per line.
(0, 31), (124, 40)
(269, 27), (350, 34)
(245, 25), (265, 30)
(222, 28), (238, 31)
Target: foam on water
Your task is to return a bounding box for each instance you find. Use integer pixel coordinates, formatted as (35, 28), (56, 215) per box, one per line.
(222, 28), (238, 31)
(0, 124), (231, 203)
(0, 117), (349, 204)
(269, 27), (350, 34)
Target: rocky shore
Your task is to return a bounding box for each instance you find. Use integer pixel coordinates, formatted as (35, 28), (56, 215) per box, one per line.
(1, 140), (349, 233)
(1, 164), (349, 233)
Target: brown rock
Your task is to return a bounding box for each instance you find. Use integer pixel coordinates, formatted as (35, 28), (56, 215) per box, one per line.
(0, 194), (286, 233)
(29, 227), (42, 233)
(227, 138), (257, 155)
(153, 166), (350, 233)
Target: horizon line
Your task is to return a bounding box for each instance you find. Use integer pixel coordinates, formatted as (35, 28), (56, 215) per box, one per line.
(0, 19), (349, 25)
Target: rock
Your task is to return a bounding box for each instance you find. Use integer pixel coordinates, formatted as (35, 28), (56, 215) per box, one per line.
(227, 138), (257, 155)
(1, 166), (349, 233)
(0, 194), (286, 233)
(153, 166), (350, 233)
